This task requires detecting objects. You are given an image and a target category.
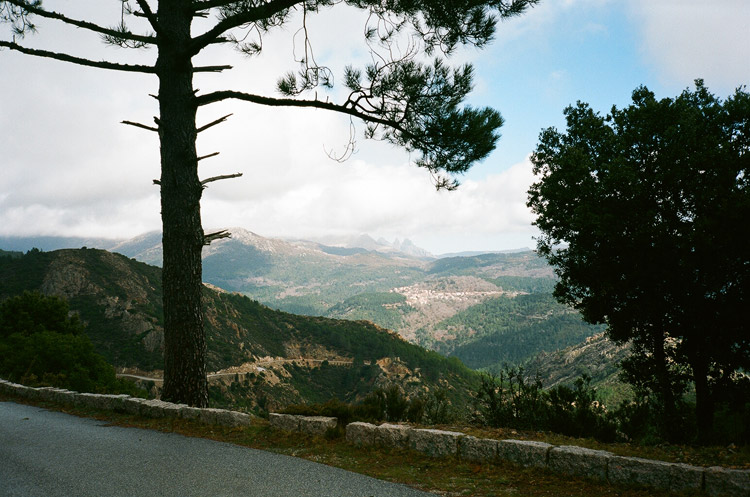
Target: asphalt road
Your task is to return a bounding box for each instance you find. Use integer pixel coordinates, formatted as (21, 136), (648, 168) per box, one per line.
(0, 401), (435, 497)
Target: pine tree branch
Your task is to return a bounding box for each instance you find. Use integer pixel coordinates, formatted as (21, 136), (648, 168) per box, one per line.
(133, 0), (161, 36)
(198, 152), (221, 162)
(3, 0), (157, 45)
(193, 64), (233, 73)
(192, 0), (240, 11)
(0, 40), (156, 73)
(197, 113), (233, 133)
(201, 172), (243, 185)
(189, 0), (301, 55)
(122, 120), (159, 132)
(195, 90), (403, 132)
(204, 230), (232, 245)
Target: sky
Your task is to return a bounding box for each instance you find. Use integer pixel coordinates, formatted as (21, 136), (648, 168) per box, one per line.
(1, 0), (749, 255)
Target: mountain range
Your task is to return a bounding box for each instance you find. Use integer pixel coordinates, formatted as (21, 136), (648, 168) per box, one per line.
(1, 229), (604, 374)
(0, 248), (479, 413)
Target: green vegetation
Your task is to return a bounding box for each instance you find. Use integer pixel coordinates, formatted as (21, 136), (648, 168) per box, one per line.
(486, 275), (556, 293)
(474, 367), (617, 442)
(427, 251), (550, 277)
(529, 81), (750, 443)
(0, 292), (143, 396)
(435, 293), (603, 368)
(283, 384), (456, 426)
(203, 246), (426, 317)
(0, 249), (23, 259)
(0, 247), (481, 409)
(0, 248), (165, 370)
(325, 292), (413, 331)
(3, 393), (723, 497)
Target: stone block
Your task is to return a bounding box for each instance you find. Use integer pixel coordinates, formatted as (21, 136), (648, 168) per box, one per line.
(178, 405), (203, 421)
(139, 399), (171, 418)
(36, 387), (56, 401)
(73, 392), (99, 409)
(375, 423), (411, 448)
(497, 439), (552, 469)
(51, 389), (77, 405)
(705, 466), (750, 497)
(197, 408), (226, 425)
(22, 386), (42, 400)
(346, 422), (377, 446)
(609, 456), (678, 489)
(110, 394), (133, 412)
(548, 445), (612, 481)
(460, 436), (498, 463)
(122, 397), (147, 415)
(158, 401), (183, 419)
(410, 428), (464, 458)
(299, 416), (337, 436)
(11, 383), (31, 397)
(269, 413), (301, 432)
(214, 409), (253, 428)
(89, 394), (128, 411)
(88, 393), (107, 409)
(666, 462), (705, 493)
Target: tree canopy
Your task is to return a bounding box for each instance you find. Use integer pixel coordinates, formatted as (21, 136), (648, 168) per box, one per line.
(527, 81), (750, 441)
(0, 292), (126, 393)
(1, 0), (538, 406)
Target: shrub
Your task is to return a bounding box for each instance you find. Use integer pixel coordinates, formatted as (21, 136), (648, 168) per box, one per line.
(0, 291), (143, 396)
(473, 367), (617, 442)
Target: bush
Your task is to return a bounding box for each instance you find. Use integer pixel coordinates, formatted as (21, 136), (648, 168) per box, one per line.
(0, 292), (142, 395)
(281, 384), (457, 426)
(473, 367), (618, 442)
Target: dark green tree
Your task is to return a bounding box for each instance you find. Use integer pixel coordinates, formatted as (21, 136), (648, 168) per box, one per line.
(0, 292), (120, 392)
(527, 81), (750, 441)
(1, 0), (537, 406)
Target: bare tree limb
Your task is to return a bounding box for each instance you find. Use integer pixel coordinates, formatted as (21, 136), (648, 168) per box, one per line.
(153, 179), (161, 185)
(197, 152), (221, 162)
(201, 172), (243, 186)
(122, 120), (159, 132)
(0, 40), (156, 73)
(3, 0), (156, 45)
(204, 230), (232, 245)
(192, 0), (238, 11)
(195, 90), (403, 132)
(133, 0), (162, 35)
(190, 0), (301, 55)
(197, 113), (233, 133)
(194, 64), (233, 73)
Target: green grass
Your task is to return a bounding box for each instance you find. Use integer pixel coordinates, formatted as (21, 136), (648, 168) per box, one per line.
(4, 391), (743, 496)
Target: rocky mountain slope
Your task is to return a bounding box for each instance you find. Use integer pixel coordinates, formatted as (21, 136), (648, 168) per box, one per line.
(2, 230), (606, 373)
(522, 332), (632, 404)
(0, 248), (479, 413)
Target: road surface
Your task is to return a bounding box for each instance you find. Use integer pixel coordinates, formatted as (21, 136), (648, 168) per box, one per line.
(0, 401), (435, 497)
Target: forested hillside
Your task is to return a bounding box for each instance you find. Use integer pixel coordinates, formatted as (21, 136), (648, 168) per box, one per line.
(0, 248), (479, 413)
(2, 232), (605, 374)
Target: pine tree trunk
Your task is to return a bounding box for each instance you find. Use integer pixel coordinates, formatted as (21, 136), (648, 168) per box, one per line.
(156, 0), (208, 407)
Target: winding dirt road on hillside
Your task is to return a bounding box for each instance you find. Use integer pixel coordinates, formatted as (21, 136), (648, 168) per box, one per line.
(116, 358), (356, 386)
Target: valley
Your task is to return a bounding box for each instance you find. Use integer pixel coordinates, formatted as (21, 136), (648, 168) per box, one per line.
(102, 228), (600, 372)
(1, 230), (618, 409)
(0, 247), (479, 414)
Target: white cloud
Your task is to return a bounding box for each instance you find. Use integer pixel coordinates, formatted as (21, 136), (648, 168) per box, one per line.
(628, 0), (750, 91)
(200, 156), (539, 254)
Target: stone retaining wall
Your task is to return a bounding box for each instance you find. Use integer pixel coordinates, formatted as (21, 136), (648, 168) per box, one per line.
(0, 378), (254, 428)
(270, 414), (749, 497)
(3, 378), (747, 497)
